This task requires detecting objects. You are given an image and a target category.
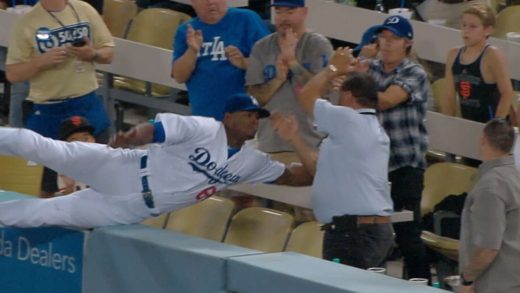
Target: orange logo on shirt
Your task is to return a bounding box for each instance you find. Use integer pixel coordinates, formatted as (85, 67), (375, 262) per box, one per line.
(459, 80), (471, 100)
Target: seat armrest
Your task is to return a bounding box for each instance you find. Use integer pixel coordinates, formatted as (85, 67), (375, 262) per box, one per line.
(433, 210), (460, 236)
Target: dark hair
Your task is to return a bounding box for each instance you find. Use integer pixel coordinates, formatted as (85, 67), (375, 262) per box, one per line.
(483, 118), (515, 153)
(340, 72), (378, 108)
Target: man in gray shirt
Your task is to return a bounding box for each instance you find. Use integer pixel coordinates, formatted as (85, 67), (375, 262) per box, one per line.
(459, 118), (520, 293)
(246, 0), (333, 153)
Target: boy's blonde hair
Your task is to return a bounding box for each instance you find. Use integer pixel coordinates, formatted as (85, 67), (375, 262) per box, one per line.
(463, 3), (496, 28)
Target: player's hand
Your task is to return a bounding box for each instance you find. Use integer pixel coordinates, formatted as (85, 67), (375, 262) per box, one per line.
(109, 123), (154, 148)
(225, 45), (247, 69)
(271, 112), (299, 142)
(34, 47), (68, 68)
(278, 28), (298, 64)
(109, 128), (138, 149)
(329, 47), (354, 75)
(67, 38), (97, 61)
(186, 24), (203, 53)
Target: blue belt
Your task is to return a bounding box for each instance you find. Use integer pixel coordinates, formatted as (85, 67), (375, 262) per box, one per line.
(140, 155), (160, 216)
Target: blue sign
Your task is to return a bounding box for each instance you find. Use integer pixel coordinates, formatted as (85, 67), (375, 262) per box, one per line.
(0, 227), (85, 293)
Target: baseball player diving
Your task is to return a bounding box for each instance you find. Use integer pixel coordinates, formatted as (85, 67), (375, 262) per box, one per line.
(0, 93), (312, 228)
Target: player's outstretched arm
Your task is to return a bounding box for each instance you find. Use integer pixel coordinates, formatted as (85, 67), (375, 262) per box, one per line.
(273, 164), (313, 186)
(271, 112), (317, 176)
(109, 123), (155, 148)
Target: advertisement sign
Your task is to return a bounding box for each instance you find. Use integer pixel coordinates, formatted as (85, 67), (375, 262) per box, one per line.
(0, 227), (85, 293)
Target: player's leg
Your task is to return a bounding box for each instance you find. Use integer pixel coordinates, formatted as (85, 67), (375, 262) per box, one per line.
(0, 127), (143, 195)
(0, 189), (149, 228)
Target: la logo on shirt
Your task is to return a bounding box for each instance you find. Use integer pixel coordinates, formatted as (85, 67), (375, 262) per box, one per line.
(199, 36), (227, 61)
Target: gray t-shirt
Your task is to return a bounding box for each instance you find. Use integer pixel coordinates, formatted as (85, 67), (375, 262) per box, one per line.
(246, 31), (333, 152)
(460, 156), (520, 293)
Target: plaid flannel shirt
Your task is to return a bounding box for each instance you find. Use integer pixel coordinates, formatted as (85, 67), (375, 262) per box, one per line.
(368, 58), (431, 172)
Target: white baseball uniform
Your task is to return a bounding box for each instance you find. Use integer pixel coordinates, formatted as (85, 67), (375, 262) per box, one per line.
(0, 113), (285, 228)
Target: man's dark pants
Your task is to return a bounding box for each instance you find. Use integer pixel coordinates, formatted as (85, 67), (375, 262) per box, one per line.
(322, 216), (394, 269)
(390, 166), (431, 280)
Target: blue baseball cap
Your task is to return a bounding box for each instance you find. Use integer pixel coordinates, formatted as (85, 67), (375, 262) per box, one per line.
(224, 93), (270, 118)
(271, 0), (305, 8)
(375, 15), (414, 40)
(353, 25), (379, 56)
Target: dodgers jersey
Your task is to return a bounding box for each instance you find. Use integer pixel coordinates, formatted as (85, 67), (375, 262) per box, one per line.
(147, 113), (285, 213)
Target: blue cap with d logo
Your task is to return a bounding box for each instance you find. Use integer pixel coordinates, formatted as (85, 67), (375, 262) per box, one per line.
(376, 15), (414, 40)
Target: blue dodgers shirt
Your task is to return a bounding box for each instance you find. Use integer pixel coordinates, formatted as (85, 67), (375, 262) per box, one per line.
(173, 8), (269, 120)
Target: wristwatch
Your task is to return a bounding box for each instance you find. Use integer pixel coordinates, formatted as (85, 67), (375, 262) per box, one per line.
(460, 273), (474, 286)
(328, 64), (338, 73)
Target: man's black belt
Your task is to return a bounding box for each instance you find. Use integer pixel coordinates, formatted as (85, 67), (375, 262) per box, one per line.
(140, 155), (160, 216)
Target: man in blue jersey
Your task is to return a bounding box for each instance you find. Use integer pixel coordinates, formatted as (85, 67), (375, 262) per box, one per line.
(171, 0), (269, 120)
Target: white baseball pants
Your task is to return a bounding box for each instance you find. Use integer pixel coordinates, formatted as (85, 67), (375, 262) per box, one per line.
(0, 127), (152, 228)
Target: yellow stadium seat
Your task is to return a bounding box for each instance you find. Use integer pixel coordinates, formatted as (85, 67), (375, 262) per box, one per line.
(432, 77), (462, 117)
(285, 221), (324, 258)
(509, 91), (519, 126)
(431, 78), (446, 113)
(126, 8), (191, 50)
(224, 207), (294, 252)
(490, 0), (505, 13)
(421, 231), (460, 288)
(0, 155), (43, 196)
(421, 230), (459, 262)
(492, 5), (520, 39)
(512, 91), (519, 110)
(421, 162), (478, 216)
(115, 8), (191, 96)
(427, 79), (461, 169)
(102, 0), (138, 38)
(165, 195), (235, 242)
